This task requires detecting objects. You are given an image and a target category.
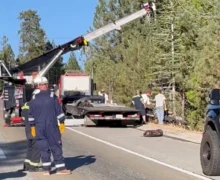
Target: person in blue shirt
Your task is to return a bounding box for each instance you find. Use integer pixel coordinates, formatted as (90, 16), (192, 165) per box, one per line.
(28, 77), (71, 176)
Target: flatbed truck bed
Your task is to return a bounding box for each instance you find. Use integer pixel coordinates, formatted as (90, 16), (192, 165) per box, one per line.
(64, 103), (141, 127)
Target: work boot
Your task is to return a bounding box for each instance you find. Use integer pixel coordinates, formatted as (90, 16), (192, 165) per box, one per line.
(23, 163), (29, 171)
(29, 166), (44, 172)
(17, 164), (29, 172)
(56, 169), (72, 175)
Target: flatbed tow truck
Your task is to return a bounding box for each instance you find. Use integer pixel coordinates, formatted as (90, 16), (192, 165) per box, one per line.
(65, 97), (142, 126)
(0, 2), (156, 127)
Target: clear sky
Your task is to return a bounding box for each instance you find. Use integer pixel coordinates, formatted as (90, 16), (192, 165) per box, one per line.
(0, 0), (98, 67)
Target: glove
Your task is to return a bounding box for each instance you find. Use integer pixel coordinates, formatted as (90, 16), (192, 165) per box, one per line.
(31, 127), (36, 137)
(59, 123), (66, 134)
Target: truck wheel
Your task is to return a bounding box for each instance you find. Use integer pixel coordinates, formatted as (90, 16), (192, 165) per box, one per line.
(200, 126), (220, 176)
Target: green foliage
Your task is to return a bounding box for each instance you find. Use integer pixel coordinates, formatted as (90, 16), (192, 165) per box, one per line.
(0, 36), (16, 90)
(45, 41), (65, 84)
(85, 0), (153, 105)
(83, 0), (220, 130)
(65, 52), (81, 71)
(18, 10), (47, 63)
(17, 10), (64, 84)
(0, 36), (16, 68)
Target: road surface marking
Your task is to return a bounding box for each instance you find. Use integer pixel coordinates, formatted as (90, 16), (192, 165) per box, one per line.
(67, 127), (211, 180)
(0, 132), (6, 159)
(0, 147), (6, 159)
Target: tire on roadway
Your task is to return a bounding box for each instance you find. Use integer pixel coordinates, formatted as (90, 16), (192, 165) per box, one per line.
(200, 125), (220, 176)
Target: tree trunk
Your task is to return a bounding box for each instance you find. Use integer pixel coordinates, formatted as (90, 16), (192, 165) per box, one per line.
(181, 92), (185, 120)
(137, 42), (140, 69)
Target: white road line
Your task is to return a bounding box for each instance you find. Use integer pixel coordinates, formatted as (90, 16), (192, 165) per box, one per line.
(0, 132), (6, 159)
(0, 147), (6, 159)
(67, 127), (211, 180)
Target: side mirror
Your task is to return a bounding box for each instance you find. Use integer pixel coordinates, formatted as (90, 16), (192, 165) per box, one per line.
(209, 89), (220, 105)
(210, 89), (220, 99)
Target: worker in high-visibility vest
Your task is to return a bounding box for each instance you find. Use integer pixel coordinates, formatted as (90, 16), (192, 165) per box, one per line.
(21, 99), (42, 172)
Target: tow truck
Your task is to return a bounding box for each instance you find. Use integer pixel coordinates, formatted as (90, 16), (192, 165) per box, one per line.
(0, 2), (156, 127)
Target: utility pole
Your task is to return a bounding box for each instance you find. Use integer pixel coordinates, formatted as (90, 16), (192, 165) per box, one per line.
(171, 19), (176, 115)
(91, 62), (94, 79)
(170, 0), (176, 116)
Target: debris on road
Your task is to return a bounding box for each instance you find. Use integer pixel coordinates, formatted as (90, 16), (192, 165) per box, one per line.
(143, 129), (163, 137)
(138, 123), (202, 143)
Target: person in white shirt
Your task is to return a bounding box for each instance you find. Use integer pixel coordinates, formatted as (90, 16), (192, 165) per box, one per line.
(141, 92), (151, 107)
(154, 89), (166, 125)
(104, 93), (109, 104)
(98, 89), (109, 104)
(141, 91), (152, 123)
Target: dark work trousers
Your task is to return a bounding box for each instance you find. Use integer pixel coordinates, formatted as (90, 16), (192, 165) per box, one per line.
(24, 139), (41, 169)
(37, 126), (65, 171)
(22, 104), (41, 170)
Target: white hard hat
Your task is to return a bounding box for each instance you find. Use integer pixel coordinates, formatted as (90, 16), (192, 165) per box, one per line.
(33, 77), (48, 85)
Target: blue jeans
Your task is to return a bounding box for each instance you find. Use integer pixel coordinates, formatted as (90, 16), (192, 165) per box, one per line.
(156, 106), (164, 125)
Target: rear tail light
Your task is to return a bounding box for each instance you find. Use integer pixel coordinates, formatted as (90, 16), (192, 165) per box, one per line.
(11, 117), (23, 124)
(127, 114), (140, 118)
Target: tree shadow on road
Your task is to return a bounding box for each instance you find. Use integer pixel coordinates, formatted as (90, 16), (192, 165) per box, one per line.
(0, 140), (27, 168)
(85, 124), (134, 129)
(0, 171), (26, 180)
(65, 155), (96, 171)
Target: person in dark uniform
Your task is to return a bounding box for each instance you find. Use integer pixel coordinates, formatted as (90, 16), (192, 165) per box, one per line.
(2, 82), (16, 126)
(21, 99), (42, 172)
(28, 77), (71, 176)
(132, 90), (147, 124)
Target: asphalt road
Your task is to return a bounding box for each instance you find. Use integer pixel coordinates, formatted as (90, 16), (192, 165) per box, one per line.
(0, 123), (218, 180)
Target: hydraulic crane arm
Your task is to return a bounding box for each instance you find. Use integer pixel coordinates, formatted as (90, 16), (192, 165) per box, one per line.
(10, 37), (86, 74)
(84, 5), (150, 41)
(9, 2), (155, 81)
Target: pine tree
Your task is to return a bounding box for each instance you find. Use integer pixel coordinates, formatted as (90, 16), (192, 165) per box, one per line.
(45, 41), (65, 84)
(185, 0), (220, 129)
(0, 36), (15, 68)
(65, 52), (81, 71)
(83, 0), (220, 130)
(0, 36), (15, 90)
(18, 10), (47, 63)
(85, 0), (154, 103)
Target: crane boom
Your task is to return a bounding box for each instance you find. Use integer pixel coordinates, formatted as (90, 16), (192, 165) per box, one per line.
(0, 2), (156, 128)
(38, 4), (151, 78)
(84, 8), (148, 41)
(3, 2), (154, 83)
